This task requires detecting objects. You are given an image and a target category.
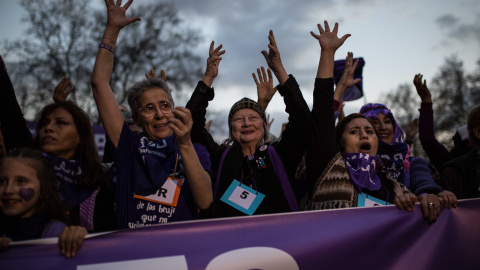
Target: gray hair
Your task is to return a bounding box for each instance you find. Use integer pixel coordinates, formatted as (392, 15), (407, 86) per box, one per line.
(127, 78), (174, 122)
(222, 118), (272, 147)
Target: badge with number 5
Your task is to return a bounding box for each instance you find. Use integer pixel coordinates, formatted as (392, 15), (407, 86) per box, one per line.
(220, 179), (265, 215)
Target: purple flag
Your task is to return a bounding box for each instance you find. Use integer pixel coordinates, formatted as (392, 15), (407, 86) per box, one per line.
(334, 57), (365, 101)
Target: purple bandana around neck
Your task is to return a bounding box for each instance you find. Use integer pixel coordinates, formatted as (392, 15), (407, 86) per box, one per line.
(342, 152), (381, 193)
(134, 134), (178, 196)
(377, 140), (409, 180)
(47, 155), (95, 210)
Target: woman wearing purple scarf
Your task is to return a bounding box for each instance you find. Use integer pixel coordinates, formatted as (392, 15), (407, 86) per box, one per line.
(303, 21), (414, 214)
(360, 103), (457, 223)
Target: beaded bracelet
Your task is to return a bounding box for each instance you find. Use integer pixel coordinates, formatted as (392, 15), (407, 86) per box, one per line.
(99, 43), (115, 54)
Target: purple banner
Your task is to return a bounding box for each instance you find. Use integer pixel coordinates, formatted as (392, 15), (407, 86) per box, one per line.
(1, 199), (479, 270)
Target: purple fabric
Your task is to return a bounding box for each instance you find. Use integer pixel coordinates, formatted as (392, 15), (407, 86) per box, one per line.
(268, 146), (298, 211)
(48, 155), (95, 211)
(2, 199), (479, 269)
(41, 219), (67, 239)
(79, 189), (99, 231)
(342, 152), (381, 192)
(334, 57), (365, 101)
(214, 146), (232, 212)
(359, 103), (404, 143)
(113, 122), (211, 229)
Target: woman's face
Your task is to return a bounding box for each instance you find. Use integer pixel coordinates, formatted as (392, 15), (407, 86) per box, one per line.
(136, 88), (174, 141)
(370, 113), (394, 144)
(231, 109), (265, 146)
(341, 118), (378, 156)
(0, 159), (41, 218)
(38, 107), (80, 160)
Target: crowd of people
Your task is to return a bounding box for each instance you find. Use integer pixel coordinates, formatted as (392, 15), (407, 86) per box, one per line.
(1, 0), (479, 258)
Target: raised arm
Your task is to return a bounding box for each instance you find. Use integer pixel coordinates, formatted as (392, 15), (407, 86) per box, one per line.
(259, 30), (311, 180)
(91, 0), (140, 147)
(307, 21), (350, 189)
(186, 41), (224, 155)
(261, 30), (288, 85)
(253, 66), (277, 111)
(0, 55), (33, 151)
(413, 73), (451, 169)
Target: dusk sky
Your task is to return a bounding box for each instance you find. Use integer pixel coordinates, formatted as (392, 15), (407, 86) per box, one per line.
(1, 0), (479, 137)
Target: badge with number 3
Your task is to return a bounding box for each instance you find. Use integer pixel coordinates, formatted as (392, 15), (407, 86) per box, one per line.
(220, 179), (265, 215)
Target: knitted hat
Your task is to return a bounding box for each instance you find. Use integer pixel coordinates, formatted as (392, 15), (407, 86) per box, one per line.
(359, 103), (404, 143)
(228, 97), (266, 124)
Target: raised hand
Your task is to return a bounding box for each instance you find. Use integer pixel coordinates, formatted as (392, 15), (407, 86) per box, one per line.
(334, 52), (361, 101)
(202, 41), (225, 87)
(53, 77), (74, 103)
(145, 69), (166, 82)
(405, 118), (419, 143)
(311, 21), (351, 52)
(104, 0), (141, 30)
(266, 114), (275, 132)
(253, 66), (277, 111)
(413, 73), (432, 103)
(261, 30), (288, 85)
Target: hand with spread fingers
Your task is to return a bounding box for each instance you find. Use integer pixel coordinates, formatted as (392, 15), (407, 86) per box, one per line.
(253, 66), (277, 111)
(311, 20), (351, 53)
(53, 77), (74, 103)
(334, 52), (361, 101)
(58, 225), (88, 258)
(202, 41), (225, 87)
(418, 193), (441, 224)
(104, 0), (141, 30)
(145, 69), (166, 82)
(413, 73), (432, 103)
(437, 190), (458, 209)
(394, 193), (418, 212)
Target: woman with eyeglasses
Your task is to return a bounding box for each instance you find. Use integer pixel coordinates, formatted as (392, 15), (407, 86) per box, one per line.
(91, 0), (212, 228)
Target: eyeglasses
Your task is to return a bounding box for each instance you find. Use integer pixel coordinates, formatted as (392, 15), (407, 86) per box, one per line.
(138, 101), (173, 117)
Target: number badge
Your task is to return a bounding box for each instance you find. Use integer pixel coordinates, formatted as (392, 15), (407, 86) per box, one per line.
(220, 179), (265, 215)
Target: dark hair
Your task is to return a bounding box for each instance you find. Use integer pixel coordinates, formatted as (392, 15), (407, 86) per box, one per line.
(127, 79), (173, 123)
(335, 113), (377, 152)
(467, 105), (480, 147)
(0, 148), (66, 222)
(33, 101), (106, 188)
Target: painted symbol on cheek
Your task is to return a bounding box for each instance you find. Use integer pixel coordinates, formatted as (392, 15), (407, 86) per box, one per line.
(19, 188), (35, 202)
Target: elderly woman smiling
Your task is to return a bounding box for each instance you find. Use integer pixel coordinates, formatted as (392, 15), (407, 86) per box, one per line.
(187, 31), (310, 218)
(91, 0), (212, 229)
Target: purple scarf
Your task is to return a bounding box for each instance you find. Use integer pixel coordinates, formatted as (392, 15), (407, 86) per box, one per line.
(133, 134), (178, 196)
(342, 152), (381, 193)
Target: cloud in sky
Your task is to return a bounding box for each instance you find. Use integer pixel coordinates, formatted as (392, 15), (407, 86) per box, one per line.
(1, 0), (479, 137)
(436, 13), (480, 43)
